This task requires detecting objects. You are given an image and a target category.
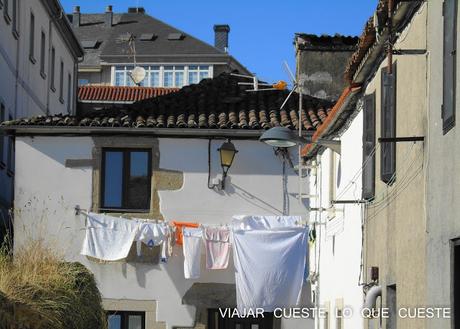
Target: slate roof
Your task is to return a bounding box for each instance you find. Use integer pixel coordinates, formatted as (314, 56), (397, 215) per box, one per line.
(69, 11), (249, 73)
(78, 86), (178, 103)
(295, 34), (359, 52)
(1, 73), (334, 132)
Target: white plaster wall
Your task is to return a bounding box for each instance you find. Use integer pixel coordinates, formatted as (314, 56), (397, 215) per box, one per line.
(14, 136), (312, 329)
(309, 111), (364, 329)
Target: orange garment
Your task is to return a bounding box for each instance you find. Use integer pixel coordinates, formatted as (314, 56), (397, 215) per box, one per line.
(172, 221), (199, 245)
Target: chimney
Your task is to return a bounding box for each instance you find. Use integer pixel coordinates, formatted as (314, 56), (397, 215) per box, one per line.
(128, 7), (146, 14)
(214, 25), (230, 53)
(105, 5), (113, 28)
(73, 6), (80, 28)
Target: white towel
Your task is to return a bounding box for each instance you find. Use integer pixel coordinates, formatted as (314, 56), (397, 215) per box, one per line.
(182, 227), (203, 279)
(81, 213), (139, 261)
(204, 227), (231, 270)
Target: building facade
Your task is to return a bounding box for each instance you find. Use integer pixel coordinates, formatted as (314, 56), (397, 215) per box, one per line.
(69, 6), (250, 88)
(0, 0), (83, 238)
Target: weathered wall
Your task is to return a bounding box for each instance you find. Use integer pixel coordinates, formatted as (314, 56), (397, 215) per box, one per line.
(363, 4), (428, 329)
(14, 136), (312, 329)
(309, 110), (364, 329)
(297, 50), (354, 101)
(426, 1), (460, 328)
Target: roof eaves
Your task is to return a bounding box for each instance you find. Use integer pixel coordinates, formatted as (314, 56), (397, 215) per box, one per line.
(301, 84), (362, 158)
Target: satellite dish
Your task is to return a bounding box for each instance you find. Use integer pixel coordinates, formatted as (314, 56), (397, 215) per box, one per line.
(130, 66), (146, 85)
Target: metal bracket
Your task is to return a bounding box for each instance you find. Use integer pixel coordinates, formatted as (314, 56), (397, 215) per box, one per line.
(378, 136), (425, 143)
(331, 200), (368, 205)
(392, 49), (427, 55)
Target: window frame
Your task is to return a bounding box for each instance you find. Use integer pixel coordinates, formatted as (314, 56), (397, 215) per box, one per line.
(50, 46), (56, 91)
(100, 148), (152, 213)
(380, 65), (397, 185)
(362, 92), (376, 200)
(106, 311), (146, 329)
(442, 0), (458, 134)
(67, 72), (72, 113)
(29, 11), (36, 64)
(11, 0), (18, 38)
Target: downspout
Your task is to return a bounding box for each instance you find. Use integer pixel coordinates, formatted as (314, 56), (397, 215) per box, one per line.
(388, 0), (394, 74)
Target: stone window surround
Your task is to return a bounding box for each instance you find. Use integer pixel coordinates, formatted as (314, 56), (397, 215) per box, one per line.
(91, 136), (183, 220)
(102, 299), (165, 329)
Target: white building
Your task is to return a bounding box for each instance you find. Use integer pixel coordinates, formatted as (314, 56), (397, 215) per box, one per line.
(0, 0), (83, 237)
(0, 74), (336, 329)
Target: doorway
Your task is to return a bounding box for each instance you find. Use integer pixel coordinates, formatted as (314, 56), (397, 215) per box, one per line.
(208, 309), (274, 329)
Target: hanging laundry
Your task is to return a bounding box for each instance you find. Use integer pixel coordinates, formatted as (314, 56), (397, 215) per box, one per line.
(182, 227), (203, 279)
(81, 213), (139, 261)
(161, 225), (175, 263)
(135, 221), (167, 258)
(232, 215), (301, 230)
(232, 223), (308, 312)
(172, 221), (199, 245)
(203, 227), (231, 270)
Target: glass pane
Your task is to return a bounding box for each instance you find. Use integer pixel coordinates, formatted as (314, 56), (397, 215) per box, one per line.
(150, 65), (160, 71)
(115, 72), (125, 86)
(128, 315), (143, 329)
(164, 65), (174, 70)
(199, 65), (209, 70)
(150, 71), (160, 87)
(108, 314), (121, 329)
(189, 65), (198, 70)
(103, 151), (123, 208)
(188, 72), (198, 85)
(127, 151), (150, 210)
(174, 65), (185, 70)
(251, 325), (259, 329)
(175, 72), (184, 87)
(199, 71), (209, 81)
(164, 72), (173, 87)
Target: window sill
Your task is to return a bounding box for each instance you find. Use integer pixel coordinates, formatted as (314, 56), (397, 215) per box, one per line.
(4, 13), (11, 25)
(29, 55), (36, 65)
(40, 71), (47, 80)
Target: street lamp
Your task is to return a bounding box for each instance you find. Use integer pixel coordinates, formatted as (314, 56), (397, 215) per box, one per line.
(259, 126), (341, 154)
(218, 140), (238, 189)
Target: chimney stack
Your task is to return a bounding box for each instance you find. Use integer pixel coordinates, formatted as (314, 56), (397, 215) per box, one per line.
(214, 25), (230, 53)
(73, 6), (80, 28)
(105, 5), (113, 28)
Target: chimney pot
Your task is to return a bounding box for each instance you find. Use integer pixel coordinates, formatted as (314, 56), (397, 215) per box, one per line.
(73, 6), (81, 28)
(214, 24), (230, 53)
(105, 5), (113, 28)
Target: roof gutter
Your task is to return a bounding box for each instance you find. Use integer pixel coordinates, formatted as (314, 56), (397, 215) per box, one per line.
(301, 84), (362, 157)
(0, 125), (314, 140)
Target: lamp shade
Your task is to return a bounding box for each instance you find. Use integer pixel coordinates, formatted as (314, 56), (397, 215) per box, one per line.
(259, 126), (301, 148)
(218, 141), (238, 169)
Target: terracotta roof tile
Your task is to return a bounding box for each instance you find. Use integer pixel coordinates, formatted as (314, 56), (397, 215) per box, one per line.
(78, 85), (179, 102)
(3, 73), (335, 131)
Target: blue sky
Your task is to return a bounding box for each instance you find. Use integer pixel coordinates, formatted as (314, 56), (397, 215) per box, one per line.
(61, 1), (376, 83)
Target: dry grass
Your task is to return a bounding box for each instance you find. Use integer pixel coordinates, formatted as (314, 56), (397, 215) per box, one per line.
(0, 240), (107, 329)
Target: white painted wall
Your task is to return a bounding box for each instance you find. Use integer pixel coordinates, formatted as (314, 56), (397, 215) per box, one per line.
(14, 136), (313, 329)
(309, 111), (364, 329)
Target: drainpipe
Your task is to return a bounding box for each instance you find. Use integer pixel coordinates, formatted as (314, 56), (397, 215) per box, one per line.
(364, 285), (382, 309)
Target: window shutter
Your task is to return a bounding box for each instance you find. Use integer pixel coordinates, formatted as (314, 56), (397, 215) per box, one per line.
(443, 0), (457, 133)
(381, 66), (397, 184)
(362, 93), (376, 200)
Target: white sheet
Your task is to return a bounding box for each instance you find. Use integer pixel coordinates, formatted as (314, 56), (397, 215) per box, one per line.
(232, 215), (301, 230)
(182, 227), (203, 279)
(81, 213), (139, 261)
(232, 226), (308, 312)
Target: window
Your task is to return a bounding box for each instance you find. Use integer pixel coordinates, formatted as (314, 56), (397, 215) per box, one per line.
(207, 309), (273, 329)
(59, 60), (64, 103)
(113, 65), (211, 87)
(380, 66), (396, 185)
(443, 0), (457, 133)
(29, 12), (35, 63)
(362, 93), (376, 200)
(12, 0), (18, 37)
(107, 311), (145, 329)
(0, 103), (5, 168)
(50, 47), (56, 91)
(40, 31), (46, 78)
(101, 149), (152, 212)
(67, 73), (72, 113)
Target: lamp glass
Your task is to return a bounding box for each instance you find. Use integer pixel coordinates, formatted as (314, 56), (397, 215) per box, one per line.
(219, 141), (238, 169)
(263, 139), (298, 148)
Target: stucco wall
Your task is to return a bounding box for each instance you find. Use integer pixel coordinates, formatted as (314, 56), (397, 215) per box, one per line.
(426, 1), (460, 329)
(14, 136), (312, 329)
(363, 4), (428, 329)
(309, 111), (364, 329)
